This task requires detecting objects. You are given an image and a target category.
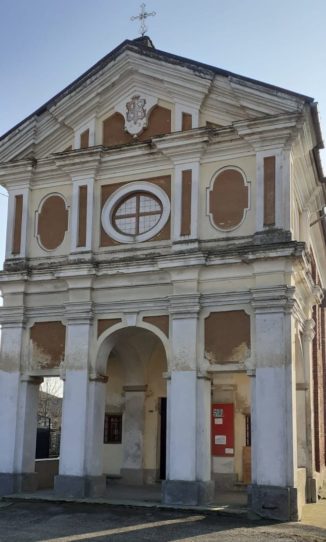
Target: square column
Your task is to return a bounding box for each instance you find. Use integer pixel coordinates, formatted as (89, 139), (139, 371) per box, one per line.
(163, 300), (214, 505)
(121, 386), (147, 484)
(54, 319), (106, 498)
(249, 289), (298, 520)
(0, 324), (40, 495)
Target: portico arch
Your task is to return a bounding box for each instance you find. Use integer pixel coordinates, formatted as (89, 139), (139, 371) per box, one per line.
(94, 321), (170, 377)
(94, 323), (169, 485)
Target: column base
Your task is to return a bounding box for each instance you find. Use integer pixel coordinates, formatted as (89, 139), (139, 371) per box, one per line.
(0, 472), (38, 496)
(162, 480), (215, 506)
(306, 476), (318, 503)
(120, 468), (145, 485)
(248, 484), (298, 521)
(54, 475), (106, 498)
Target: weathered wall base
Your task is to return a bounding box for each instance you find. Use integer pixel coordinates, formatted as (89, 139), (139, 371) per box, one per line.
(0, 472), (38, 496)
(162, 480), (215, 506)
(213, 473), (238, 490)
(54, 474), (106, 498)
(248, 484), (299, 521)
(120, 468), (145, 485)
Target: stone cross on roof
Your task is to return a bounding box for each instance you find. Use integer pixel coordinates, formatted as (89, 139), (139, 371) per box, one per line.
(131, 3), (156, 37)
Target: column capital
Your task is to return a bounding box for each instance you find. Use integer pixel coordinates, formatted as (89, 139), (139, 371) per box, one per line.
(89, 372), (108, 383)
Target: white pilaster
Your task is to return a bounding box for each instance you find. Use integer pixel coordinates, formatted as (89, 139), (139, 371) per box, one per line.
(5, 187), (29, 259)
(58, 320), (91, 476)
(251, 300), (296, 486)
(55, 315), (106, 497)
(0, 323), (24, 473)
(250, 289), (299, 520)
(163, 301), (214, 505)
(0, 323), (40, 494)
(302, 319), (318, 502)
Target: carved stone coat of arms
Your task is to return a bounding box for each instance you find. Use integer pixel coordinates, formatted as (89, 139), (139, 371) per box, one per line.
(125, 95), (147, 135)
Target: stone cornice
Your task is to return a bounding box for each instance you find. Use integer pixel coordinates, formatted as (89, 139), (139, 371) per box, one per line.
(0, 159), (35, 188)
(233, 112), (303, 152)
(1, 236), (308, 280)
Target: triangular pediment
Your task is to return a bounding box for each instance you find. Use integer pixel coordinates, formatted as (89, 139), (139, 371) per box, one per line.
(0, 37), (314, 162)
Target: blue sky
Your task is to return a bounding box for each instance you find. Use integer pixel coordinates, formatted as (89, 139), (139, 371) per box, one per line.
(0, 0), (326, 268)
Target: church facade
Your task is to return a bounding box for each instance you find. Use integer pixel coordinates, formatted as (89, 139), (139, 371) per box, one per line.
(0, 37), (325, 521)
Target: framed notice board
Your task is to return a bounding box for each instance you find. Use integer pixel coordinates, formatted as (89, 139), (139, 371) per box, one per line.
(211, 403), (234, 457)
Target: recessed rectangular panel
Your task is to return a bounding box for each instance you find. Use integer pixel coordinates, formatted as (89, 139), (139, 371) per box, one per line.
(12, 194), (23, 255)
(182, 113), (192, 131)
(80, 129), (89, 149)
(181, 170), (192, 236)
(77, 185), (88, 247)
(264, 156), (276, 226)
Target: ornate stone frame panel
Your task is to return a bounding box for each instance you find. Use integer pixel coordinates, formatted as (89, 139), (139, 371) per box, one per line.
(206, 166), (251, 233)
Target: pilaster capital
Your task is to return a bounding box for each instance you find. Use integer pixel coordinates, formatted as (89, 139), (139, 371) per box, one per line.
(0, 307), (26, 328)
(250, 286), (295, 314)
(63, 302), (94, 325)
(169, 294), (200, 319)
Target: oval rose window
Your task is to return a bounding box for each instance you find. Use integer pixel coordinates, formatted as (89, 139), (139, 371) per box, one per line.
(101, 182), (171, 244)
(112, 192), (163, 236)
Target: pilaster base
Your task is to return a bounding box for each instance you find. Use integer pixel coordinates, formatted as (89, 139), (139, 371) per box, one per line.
(162, 480), (215, 505)
(54, 475), (106, 498)
(0, 472), (38, 496)
(248, 484), (298, 521)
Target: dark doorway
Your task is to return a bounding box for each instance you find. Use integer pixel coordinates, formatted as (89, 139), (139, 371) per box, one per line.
(159, 397), (167, 480)
(36, 427), (50, 459)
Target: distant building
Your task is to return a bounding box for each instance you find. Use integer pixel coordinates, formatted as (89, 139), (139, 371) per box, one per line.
(0, 36), (325, 521)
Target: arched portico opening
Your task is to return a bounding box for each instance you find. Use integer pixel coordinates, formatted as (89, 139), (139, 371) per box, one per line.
(95, 324), (168, 486)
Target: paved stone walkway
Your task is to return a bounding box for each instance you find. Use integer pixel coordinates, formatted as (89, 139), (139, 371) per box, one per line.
(301, 498), (326, 529)
(0, 501), (326, 542)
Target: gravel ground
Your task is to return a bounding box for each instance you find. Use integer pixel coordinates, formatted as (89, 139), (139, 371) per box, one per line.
(0, 501), (325, 542)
